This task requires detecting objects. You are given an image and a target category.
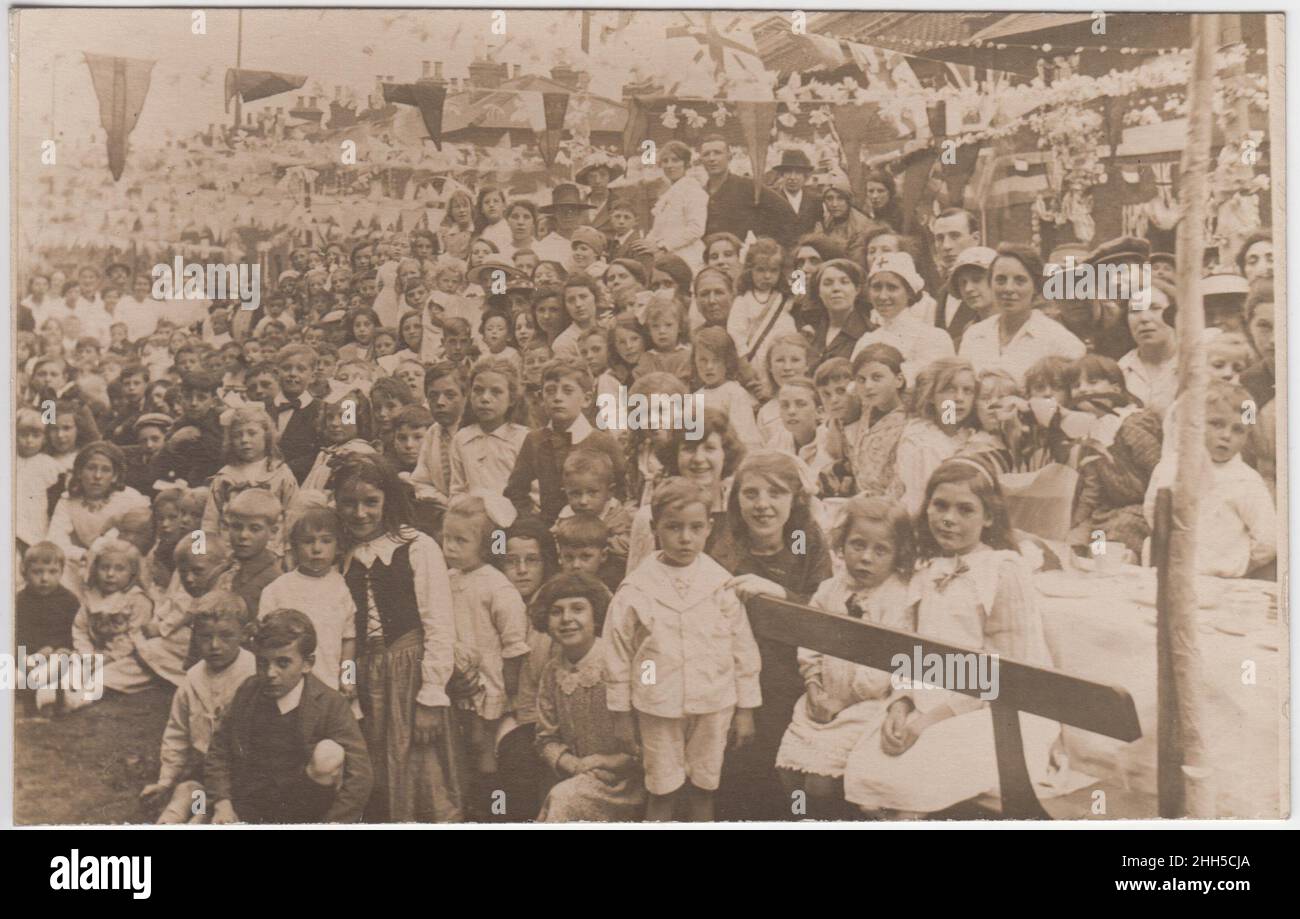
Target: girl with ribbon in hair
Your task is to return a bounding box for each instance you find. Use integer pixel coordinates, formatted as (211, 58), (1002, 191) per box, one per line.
(843, 457), (1058, 817)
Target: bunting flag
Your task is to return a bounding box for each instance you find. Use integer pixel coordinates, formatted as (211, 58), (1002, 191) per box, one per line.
(224, 68), (308, 111)
(831, 103), (895, 197)
(84, 53), (157, 182)
(622, 96), (652, 159)
(383, 81), (449, 149)
(733, 100), (777, 205)
(538, 91), (570, 169)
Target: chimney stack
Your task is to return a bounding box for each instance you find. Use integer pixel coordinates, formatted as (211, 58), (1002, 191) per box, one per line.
(550, 64), (584, 91)
(469, 58), (508, 89)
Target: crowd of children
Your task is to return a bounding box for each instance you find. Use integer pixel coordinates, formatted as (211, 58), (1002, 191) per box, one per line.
(13, 163), (1280, 822)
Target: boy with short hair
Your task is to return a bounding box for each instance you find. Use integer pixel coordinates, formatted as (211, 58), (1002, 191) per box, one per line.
(257, 509), (357, 704)
(206, 610), (373, 824)
(504, 358), (625, 525)
(554, 512), (625, 593)
(150, 368), (225, 488)
(1144, 380), (1276, 578)
(272, 343), (322, 482)
(213, 489), (284, 617)
(605, 477), (761, 822)
(15, 542), (80, 657)
(557, 448), (632, 571)
(15, 543), (81, 716)
(389, 404), (434, 476)
(141, 590), (258, 823)
(519, 342), (553, 427)
(108, 362), (150, 445)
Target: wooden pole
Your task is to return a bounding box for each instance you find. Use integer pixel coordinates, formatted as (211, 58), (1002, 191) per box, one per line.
(1162, 13), (1218, 818)
(233, 9), (244, 133)
(1265, 11), (1289, 815)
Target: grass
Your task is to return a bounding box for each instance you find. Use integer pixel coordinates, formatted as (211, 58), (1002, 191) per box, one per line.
(15, 685), (173, 825)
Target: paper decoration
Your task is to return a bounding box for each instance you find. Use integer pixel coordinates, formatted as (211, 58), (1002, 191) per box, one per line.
(224, 69), (308, 110)
(84, 53), (157, 181)
(383, 82), (449, 150)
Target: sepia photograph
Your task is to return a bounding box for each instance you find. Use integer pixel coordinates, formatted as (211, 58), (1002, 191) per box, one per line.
(4, 7), (1288, 830)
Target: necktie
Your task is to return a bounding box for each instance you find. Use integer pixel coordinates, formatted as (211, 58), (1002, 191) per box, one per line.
(439, 426), (453, 493)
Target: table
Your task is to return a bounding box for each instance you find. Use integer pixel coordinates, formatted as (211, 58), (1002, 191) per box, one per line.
(1035, 565), (1283, 818)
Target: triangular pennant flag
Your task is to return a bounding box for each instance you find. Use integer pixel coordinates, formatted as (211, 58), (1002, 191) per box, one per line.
(224, 68), (307, 112)
(622, 96), (652, 160)
(538, 91), (569, 168)
(733, 100), (777, 205)
(383, 82), (448, 150)
(84, 53), (156, 182)
(831, 104), (878, 200)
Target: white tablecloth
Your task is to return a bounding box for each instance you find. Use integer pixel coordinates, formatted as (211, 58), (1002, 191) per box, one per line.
(1035, 565), (1282, 818)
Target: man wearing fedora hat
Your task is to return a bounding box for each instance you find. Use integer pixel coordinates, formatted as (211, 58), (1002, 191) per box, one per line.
(772, 148), (822, 242)
(700, 134), (790, 247)
(534, 183), (596, 265)
(1047, 234), (1143, 359)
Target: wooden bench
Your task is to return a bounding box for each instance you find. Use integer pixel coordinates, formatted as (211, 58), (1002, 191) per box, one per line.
(748, 595), (1152, 819)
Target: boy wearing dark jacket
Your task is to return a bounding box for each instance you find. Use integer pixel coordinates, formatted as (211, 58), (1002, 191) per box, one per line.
(207, 609), (372, 824)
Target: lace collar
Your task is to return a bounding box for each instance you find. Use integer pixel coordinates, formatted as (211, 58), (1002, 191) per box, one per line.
(555, 639), (606, 696)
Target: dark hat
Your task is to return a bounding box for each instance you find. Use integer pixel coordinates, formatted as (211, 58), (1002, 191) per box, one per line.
(179, 369), (222, 393)
(1085, 235), (1151, 266)
(575, 154), (625, 186)
(540, 183), (596, 214)
(1150, 251), (1176, 267)
(774, 148), (814, 172)
(133, 412), (174, 431)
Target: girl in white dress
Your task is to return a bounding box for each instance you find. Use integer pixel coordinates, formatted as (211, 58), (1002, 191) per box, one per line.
(776, 497), (915, 816)
(896, 357), (998, 517)
(692, 326), (762, 447)
(843, 457), (1059, 816)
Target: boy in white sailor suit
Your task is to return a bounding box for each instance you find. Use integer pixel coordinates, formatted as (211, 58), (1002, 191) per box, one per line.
(604, 478), (762, 822)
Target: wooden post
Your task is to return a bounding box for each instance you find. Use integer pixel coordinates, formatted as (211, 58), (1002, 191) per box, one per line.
(1153, 488), (1182, 816)
(233, 9), (244, 133)
(1163, 13), (1218, 818)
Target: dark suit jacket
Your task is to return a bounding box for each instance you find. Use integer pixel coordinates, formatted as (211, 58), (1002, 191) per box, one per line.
(272, 397), (323, 483)
(505, 426), (625, 525)
(933, 286), (982, 349)
(205, 673), (373, 824)
(774, 188), (823, 244)
(705, 173), (790, 247)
